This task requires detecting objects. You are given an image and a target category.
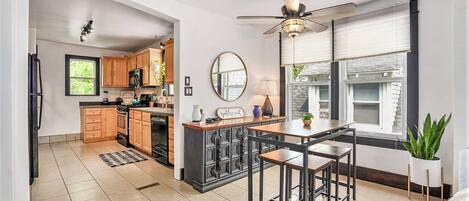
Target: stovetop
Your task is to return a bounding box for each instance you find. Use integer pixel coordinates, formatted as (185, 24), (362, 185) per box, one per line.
(117, 104), (150, 112)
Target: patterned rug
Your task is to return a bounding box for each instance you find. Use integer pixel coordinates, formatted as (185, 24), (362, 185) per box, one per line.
(99, 149), (148, 167)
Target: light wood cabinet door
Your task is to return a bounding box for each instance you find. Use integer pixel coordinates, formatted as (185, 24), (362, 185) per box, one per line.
(168, 115), (174, 164)
(142, 121), (151, 154)
(101, 108), (117, 139)
(136, 53), (143, 68)
(129, 118), (135, 145)
(142, 51), (150, 85)
(102, 57), (113, 87)
(113, 58), (128, 87)
(164, 39), (174, 84)
(134, 120), (143, 148)
(128, 55), (137, 71)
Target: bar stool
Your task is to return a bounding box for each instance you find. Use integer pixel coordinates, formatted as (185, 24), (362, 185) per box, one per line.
(285, 155), (333, 201)
(259, 149), (302, 201)
(309, 144), (352, 201)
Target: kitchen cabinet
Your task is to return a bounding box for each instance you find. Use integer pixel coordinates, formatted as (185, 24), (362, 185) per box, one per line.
(134, 48), (162, 87)
(164, 39), (174, 84)
(128, 55), (137, 72)
(129, 110), (152, 155)
(81, 107), (117, 143)
(102, 56), (128, 88)
(169, 116), (174, 164)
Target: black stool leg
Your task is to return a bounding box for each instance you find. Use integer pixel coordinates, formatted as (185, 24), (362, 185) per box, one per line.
(335, 159), (340, 201)
(327, 166), (332, 201)
(347, 154), (351, 201)
(299, 171), (303, 200)
(280, 165), (284, 201)
(286, 167), (292, 200)
(312, 172), (316, 201)
(260, 158), (264, 201)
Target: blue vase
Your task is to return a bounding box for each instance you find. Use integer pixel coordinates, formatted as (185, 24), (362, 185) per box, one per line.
(253, 105), (261, 118)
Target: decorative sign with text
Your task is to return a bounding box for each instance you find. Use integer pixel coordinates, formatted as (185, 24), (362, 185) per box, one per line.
(216, 107), (245, 119)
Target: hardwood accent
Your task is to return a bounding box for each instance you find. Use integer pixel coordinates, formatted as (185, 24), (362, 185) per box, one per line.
(259, 149), (302, 164)
(101, 108), (117, 138)
(169, 116), (174, 164)
(128, 109), (153, 155)
(285, 155), (333, 172)
(82, 107), (117, 143)
(101, 56), (128, 88)
(164, 39), (174, 84)
(182, 116), (286, 132)
(128, 55), (137, 71)
(248, 119), (352, 138)
(142, 121), (152, 154)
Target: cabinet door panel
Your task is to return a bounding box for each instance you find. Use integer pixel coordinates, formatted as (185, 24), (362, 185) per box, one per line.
(113, 58), (128, 87)
(218, 160), (230, 178)
(205, 131), (217, 147)
(128, 55), (137, 71)
(219, 128), (231, 144)
(205, 147), (216, 166)
(129, 119), (135, 145)
(231, 142), (241, 158)
(136, 54), (143, 68)
(134, 120), (143, 148)
(220, 144), (230, 161)
(205, 164), (217, 183)
(164, 39), (174, 84)
(231, 157), (242, 174)
(142, 121), (151, 154)
(102, 108), (117, 138)
(102, 57), (113, 87)
(142, 51), (150, 85)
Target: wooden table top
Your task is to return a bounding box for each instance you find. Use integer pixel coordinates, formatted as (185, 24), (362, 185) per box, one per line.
(182, 116), (286, 131)
(247, 119), (353, 138)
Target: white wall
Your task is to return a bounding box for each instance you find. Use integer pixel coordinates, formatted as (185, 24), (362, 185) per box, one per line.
(0, 0), (30, 200)
(116, 0), (279, 179)
(452, 0), (469, 192)
(37, 40), (130, 136)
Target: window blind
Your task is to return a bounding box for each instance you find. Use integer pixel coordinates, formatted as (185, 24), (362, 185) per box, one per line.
(281, 26), (332, 66)
(334, 4), (410, 60)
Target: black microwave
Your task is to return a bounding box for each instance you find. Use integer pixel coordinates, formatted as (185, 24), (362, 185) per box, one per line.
(129, 68), (143, 88)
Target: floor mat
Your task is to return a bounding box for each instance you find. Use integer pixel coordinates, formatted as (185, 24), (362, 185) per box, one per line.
(99, 149), (147, 167)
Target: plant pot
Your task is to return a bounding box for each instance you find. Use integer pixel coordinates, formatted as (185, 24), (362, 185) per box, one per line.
(410, 156), (441, 187)
(303, 119), (312, 127)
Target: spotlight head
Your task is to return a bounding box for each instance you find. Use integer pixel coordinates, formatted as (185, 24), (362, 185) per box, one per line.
(80, 35), (86, 42)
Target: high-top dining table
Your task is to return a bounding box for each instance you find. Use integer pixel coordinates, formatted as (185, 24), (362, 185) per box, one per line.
(247, 119), (356, 201)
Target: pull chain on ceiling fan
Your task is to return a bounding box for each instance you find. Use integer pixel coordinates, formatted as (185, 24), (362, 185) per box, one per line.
(237, 0), (357, 37)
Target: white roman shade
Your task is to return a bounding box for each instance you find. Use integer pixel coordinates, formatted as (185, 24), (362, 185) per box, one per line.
(281, 26), (332, 66)
(334, 4), (410, 60)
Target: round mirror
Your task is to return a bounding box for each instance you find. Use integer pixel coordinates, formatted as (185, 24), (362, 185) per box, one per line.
(211, 52), (247, 101)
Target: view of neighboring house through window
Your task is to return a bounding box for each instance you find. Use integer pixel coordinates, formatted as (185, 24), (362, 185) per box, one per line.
(283, 2), (410, 139)
(65, 55), (100, 96)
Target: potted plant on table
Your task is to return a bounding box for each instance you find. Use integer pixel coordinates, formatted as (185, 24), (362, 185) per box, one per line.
(302, 113), (314, 127)
(402, 113), (451, 188)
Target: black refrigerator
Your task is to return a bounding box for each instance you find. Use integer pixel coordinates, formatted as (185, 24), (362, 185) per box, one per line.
(28, 49), (43, 184)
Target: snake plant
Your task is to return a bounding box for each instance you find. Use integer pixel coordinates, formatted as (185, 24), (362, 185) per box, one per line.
(402, 113), (451, 160)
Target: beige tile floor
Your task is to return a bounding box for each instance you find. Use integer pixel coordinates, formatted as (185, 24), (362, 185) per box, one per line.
(31, 140), (442, 201)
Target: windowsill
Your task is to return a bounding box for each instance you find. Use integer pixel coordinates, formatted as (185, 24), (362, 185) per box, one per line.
(334, 131), (406, 150)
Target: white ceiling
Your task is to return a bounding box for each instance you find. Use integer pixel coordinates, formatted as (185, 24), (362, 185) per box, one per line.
(29, 0), (173, 51)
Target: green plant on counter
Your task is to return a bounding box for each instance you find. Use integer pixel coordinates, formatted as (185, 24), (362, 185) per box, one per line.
(401, 113), (451, 160)
(160, 62), (166, 84)
(302, 113), (314, 121)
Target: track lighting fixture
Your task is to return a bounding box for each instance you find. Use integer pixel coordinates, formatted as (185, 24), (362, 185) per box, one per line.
(80, 20), (94, 42)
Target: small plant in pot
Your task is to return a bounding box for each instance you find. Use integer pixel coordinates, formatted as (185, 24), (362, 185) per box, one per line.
(402, 113), (451, 187)
(302, 113), (314, 127)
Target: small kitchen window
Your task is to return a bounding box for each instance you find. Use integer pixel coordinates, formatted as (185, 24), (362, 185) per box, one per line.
(65, 55), (100, 96)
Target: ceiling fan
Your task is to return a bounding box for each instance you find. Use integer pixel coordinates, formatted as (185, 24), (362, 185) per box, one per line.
(237, 0), (357, 37)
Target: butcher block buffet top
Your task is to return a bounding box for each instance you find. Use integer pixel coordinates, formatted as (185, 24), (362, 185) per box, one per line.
(182, 116), (286, 131)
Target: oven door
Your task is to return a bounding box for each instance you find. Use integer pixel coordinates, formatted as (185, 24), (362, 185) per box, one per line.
(116, 111), (128, 135)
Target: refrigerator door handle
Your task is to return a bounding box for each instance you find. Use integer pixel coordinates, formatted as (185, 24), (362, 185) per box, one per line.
(35, 94), (43, 131)
(37, 58), (43, 95)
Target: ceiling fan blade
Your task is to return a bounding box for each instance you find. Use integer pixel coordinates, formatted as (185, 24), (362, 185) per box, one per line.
(284, 0), (300, 12)
(303, 3), (357, 20)
(263, 23), (283, 35)
(304, 19), (328, 32)
(237, 16), (284, 19)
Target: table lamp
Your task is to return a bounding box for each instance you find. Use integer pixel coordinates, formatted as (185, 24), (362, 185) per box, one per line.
(259, 80), (278, 117)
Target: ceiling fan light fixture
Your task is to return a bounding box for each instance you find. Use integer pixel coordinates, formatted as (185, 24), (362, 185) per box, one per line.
(282, 18), (305, 37)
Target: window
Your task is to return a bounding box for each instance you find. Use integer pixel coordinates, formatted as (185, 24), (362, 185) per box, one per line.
(341, 52), (407, 138)
(65, 55), (100, 96)
(287, 62), (331, 120)
(221, 70), (246, 100)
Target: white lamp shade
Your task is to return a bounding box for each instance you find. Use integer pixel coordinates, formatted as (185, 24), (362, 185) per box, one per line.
(259, 80), (278, 96)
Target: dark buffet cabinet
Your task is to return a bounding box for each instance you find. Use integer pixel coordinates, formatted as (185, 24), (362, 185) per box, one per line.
(182, 116), (285, 192)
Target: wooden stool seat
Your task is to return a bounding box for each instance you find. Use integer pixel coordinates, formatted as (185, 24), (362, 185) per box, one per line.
(309, 144), (351, 159)
(259, 149), (302, 164)
(285, 155), (333, 173)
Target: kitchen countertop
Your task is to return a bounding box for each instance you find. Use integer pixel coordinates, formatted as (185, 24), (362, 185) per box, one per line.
(79, 101), (120, 108)
(130, 107), (174, 116)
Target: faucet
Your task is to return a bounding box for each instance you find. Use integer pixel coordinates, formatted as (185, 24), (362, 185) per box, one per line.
(160, 88), (169, 108)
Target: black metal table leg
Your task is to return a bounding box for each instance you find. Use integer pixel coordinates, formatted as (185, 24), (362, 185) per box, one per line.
(260, 158), (264, 201)
(248, 133), (253, 201)
(327, 166), (332, 201)
(303, 147), (309, 201)
(352, 129), (357, 200)
(280, 165), (284, 201)
(347, 153), (351, 201)
(335, 159), (340, 201)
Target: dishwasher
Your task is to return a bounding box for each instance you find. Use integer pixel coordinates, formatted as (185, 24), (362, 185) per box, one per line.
(151, 115), (169, 166)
